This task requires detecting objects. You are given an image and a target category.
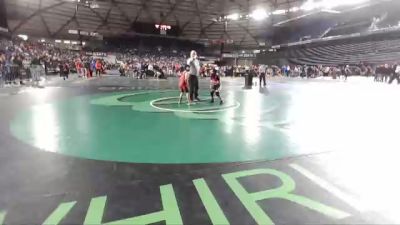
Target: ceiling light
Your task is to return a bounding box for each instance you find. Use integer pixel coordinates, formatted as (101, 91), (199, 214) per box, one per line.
(250, 9), (268, 21)
(68, 29), (78, 34)
(89, 3), (99, 9)
(227, 13), (240, 21)
(321, 0), (369, 9)
(300, 0), (369, 11)
(289, 7), (300, 12)
(272, 9), (287, 15)
(55, 40), (62, 43)
(321, 9), (341, 13)
(300, 0), (317, 11)
(17, 34), (28, 41)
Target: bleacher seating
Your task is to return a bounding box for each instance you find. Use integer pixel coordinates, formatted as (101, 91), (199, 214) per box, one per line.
(256, 36), (400, 65)
(324, 21), (371, 37)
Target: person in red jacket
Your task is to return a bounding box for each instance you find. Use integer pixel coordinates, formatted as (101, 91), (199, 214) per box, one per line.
(95, 59), (102, 77)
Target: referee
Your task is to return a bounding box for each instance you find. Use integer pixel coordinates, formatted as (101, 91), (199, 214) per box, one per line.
(187, 50), (201, 102)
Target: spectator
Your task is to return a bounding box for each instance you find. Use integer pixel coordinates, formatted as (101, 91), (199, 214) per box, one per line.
(95, 59), (102, 76)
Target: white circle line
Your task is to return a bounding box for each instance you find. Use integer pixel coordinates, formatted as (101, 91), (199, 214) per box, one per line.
(150, 97), (240, 113)
(116, 90), (178, 102)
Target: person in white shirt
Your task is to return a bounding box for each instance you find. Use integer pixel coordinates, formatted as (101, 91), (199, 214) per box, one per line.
(259, 64), (266, 87)
(186, 50), (201, 101)
(294, 66), (299, 77)
(286, 65), (291, 76)
(135, 62), (141, 78)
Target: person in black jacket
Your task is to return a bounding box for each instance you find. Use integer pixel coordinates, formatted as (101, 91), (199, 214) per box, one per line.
(382, 64), (392, 83)
(84, 59), (92, 78)
(13, 55), (23, 84)
(383, 64), (394, 83)
(59, 61), (69, 80)
(388, 64), (400, 84)
(375, 65), (383, 82)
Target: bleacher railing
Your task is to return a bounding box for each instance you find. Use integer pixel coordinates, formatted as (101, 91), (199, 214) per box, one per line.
(271, 26), (400, 49)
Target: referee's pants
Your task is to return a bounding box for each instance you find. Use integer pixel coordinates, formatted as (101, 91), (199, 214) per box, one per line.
(188, 75), (199, 101)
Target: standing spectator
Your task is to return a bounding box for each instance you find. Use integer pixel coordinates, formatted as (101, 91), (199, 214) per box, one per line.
(59, 61), (70, 80)
(281, 65), (286, 76)
(307, 65), (313, 78)
(13, 55), (23, 84)
(148, 63), (154, 78)
(344, 65), (351, 80)
(383, 64), (391, 83)
(75, 59), (85, 78)
(119, 62), (126, 76)
(0, 52), (5, 86)
(375, 65), (383, 82)
(324, 66), (330, 77)
(388, 64), (400, 84)
(90, 59), (96, 77)
(135, 61), (141, 78)
(367, 65), (374, 77)
(259, 64), (266, 87)
(4, 55), (12, 85)
(300, 65), (306, 78)
(85, 59), (92, 78)
(286, 65), (291, 77)
(95, 59), (102, 77)
(30, 56), (41, 86)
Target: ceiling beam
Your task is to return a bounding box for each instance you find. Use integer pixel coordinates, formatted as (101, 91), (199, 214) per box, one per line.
(202, 0), (218, 12)
(74, 4), (81, 29)
(51, 9), (77, 38)
(236, 23), (259, 45)
(159, 0), (188, 25)
(88, 7), (113, 30)
(39, 14), (52, 37)
(11, 1), (66, 33)
(180, 20), (192, 34)
(39, 0), (52, 37)
(194, 0), (207, 39)
(95, 4), (114, 32)
(197, 21), (216, 40)
(110, 0), (132, 25)
(138, 0), (156, 23)
(112, 0), (220, 16)
(239, 34), (247, 46)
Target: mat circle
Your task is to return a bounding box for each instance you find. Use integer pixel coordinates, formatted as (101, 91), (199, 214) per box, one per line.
(150, 96), (240, 113)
